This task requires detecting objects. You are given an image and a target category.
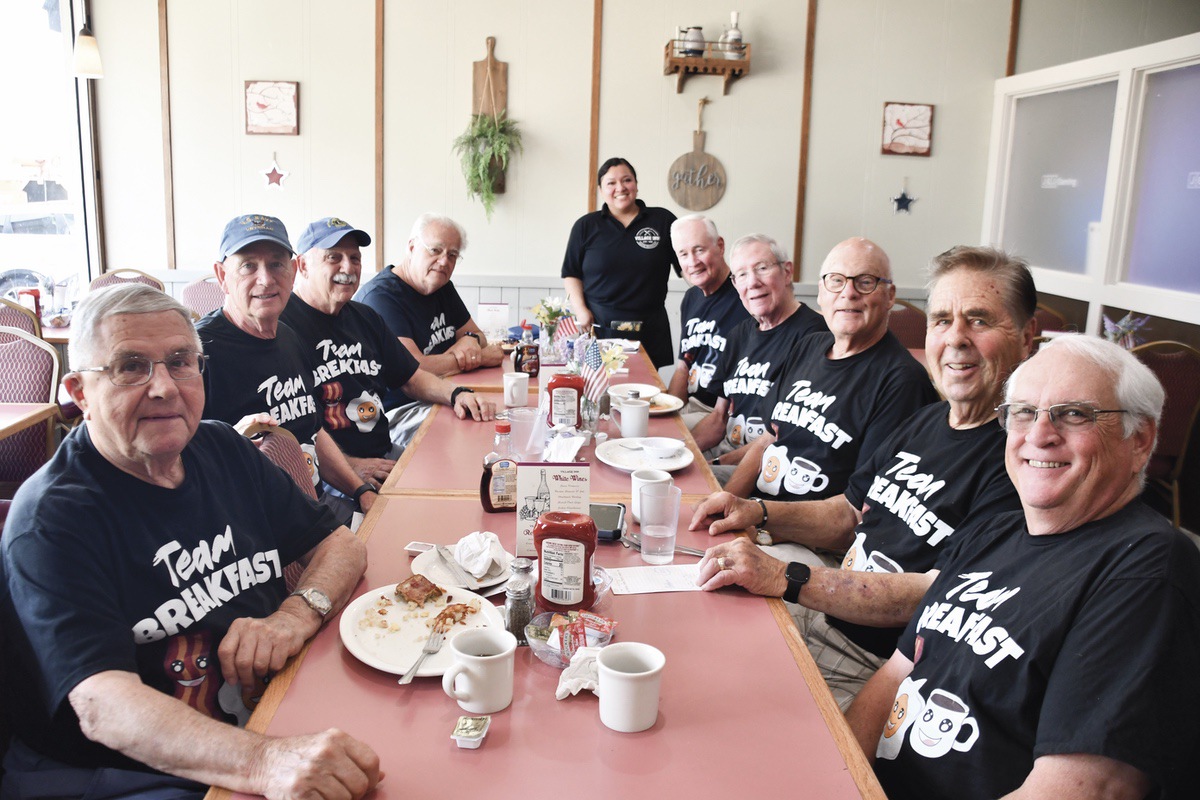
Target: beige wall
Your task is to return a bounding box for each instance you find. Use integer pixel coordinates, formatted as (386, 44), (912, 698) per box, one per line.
(90, 0), (1200, 291)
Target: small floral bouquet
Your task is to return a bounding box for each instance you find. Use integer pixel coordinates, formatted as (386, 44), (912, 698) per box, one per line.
(531, 296), (573, 333)
(599, 341), (628, 373)
(1102, 311), (1150, 350)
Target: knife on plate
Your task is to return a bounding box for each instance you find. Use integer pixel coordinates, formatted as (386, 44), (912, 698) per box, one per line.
(435, 545), (477, 587)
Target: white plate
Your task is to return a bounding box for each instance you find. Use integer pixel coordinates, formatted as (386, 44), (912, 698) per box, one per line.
(594, 438), (695, 473)
(411, 548), (514, 590)
(646, 394), (684, 416)
(599, 338), (641, 353)
(339, 584), (504, 677)
(608, 383), (661, 403)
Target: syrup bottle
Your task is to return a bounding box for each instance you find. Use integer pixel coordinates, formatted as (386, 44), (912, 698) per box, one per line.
(514, 322), (540, 377)
(480, 420), (518, 512)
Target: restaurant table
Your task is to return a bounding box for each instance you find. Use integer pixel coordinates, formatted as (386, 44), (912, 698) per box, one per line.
(209, 494), (883, 799)
(448, 343), (663, 393)
(41, 324), (70, 346)
(0, 402), (58, 441)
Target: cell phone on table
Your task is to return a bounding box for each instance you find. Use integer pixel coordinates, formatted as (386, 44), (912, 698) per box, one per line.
(590, 502), (627, 541)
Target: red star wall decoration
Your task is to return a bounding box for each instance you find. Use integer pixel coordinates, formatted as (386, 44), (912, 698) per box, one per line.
(263, 159), (288, 188)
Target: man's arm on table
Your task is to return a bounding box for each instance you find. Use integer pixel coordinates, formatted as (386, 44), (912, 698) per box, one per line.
(1002, 755), (1150, 800)
(457, 320), (507, 368)
(397, 335), (462, 377)
(563, 277), (593, 331)
(315, 430), (375, 511)
(666, 361), (689, 402)
(401, 368), (496, 421)
(689, 398), (729, 452)
(690, 490), (859, 548)
(70, 671), (381, 800)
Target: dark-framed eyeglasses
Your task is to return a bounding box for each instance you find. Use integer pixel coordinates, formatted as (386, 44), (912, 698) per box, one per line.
(415, 234), (463, 264)
(820, 272), (893, 294)
(995, 402), (1128, 433)
(75, 352), (208, 386)
(731, 261), (782, 286)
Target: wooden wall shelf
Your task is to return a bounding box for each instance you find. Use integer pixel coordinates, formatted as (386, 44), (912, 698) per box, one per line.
(663, 41), (752, 95)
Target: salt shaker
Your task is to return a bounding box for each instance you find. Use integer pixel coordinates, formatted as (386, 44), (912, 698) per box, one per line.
(504, 558), (536, 645)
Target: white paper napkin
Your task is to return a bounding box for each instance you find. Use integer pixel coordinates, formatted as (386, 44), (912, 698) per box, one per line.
(555, 646), (601, 700)
(455, 531), (507, 579)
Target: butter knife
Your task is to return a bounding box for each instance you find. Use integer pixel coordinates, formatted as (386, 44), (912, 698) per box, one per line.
(435, 545), (477, 587)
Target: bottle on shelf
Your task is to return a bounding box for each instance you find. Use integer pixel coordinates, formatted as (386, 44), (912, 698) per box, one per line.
(480, 419), (518, 512)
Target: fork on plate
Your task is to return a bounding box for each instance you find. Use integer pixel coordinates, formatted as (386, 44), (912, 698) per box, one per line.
(397, 628), (446, 685)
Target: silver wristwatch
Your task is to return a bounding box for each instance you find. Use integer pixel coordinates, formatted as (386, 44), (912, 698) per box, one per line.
(289, 587), (332, 619)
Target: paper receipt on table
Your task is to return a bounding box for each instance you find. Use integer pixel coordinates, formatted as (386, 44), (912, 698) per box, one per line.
(608, 564), (703, 595)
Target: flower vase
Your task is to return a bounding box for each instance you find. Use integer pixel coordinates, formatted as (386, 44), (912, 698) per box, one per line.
(580, 396), (601, 433)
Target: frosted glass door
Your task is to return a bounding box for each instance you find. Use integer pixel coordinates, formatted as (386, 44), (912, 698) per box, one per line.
(1001, 82), (1118, 273)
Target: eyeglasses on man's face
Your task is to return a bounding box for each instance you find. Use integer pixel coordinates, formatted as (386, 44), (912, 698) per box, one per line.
(76, 352), (208, 386)
(995, 402), (1128, 433)
(415, 234), (463, 264)
(820, 272), (893, 294)
(731, 261), (783, 286)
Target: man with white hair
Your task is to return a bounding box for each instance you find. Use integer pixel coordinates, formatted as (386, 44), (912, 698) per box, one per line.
(667, 214), (752, 425)
(849, 335), (1200, 800)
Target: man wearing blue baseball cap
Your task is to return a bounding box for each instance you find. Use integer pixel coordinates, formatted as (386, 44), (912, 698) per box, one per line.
(283, 217), (496, 484)
(198, 214), (379, 522)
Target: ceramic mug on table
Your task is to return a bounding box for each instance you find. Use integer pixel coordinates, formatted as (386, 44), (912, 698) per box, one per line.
(442, 628), (517, 714)
(503, 372), (530, 407)
(630, 468), (672, 523)
(611, 399), (649, 438)
(598, 642), (666, 733)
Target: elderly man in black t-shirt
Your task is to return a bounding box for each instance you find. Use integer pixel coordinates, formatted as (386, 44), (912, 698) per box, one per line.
(666, 214), (752, 427)
(849, 336), (1200, 800)
(0, 284), (379, 799)
(282, 216), (495, 484)
(197, 214), (379, 520)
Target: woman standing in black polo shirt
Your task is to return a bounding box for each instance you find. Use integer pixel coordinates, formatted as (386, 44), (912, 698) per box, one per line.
(561, 157), (679, 368)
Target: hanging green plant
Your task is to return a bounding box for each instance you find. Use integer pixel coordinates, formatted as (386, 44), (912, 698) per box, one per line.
(452, 112), (523, 220)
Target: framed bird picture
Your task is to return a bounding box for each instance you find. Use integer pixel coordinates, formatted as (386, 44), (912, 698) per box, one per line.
(881, 102), (933, 157)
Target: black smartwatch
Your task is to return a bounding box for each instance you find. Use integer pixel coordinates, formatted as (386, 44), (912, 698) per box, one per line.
(352, 483), (377, 504)
(463, 332), (482, 345)
(782, 562), (811, 604)
(450, 386), (475, 409)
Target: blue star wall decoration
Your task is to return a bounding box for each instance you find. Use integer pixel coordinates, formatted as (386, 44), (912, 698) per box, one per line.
(891, 190), (916, 214)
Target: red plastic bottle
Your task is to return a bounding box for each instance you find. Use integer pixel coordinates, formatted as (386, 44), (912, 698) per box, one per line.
(532, 511), (597, 613)
(545, 371), (584, 428)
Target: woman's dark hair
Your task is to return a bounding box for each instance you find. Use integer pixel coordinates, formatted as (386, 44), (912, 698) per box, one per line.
(597, 157), (637, 186)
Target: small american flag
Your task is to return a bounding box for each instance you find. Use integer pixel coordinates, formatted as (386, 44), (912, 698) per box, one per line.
(553, 315), (579, 343)
(580, 339), (609, 403)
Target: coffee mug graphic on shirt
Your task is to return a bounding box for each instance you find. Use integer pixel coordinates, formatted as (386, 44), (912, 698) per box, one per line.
(877, 677), (926, 761)
(744, 416), (767, 442)
(908, 688), (979, 759)
(782, 456), (829, 496)
(757, 443), (788, 496)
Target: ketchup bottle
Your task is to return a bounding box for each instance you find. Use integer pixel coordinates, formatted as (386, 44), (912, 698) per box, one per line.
(545, 371), (584, 428)
(533, 511), (597, 613)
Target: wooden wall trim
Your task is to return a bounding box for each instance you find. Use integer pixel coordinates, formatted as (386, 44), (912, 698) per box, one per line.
(793, 0), (817, 279)
(158, 0), (176, 270)
(587, 0), (603, 212)
(1006, 0), (1022, 77)
(374, 0), (385, 268)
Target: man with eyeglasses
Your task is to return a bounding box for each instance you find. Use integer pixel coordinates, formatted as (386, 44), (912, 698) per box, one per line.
(721, 237), (936, 504)
(848, 335), (1200, 800)
(284, 216), (496, 477)
(666, 215), (753, 426)
(1, 284), (381, 799)
(197, 214), (378, 526)
(689, 234), (828, 479)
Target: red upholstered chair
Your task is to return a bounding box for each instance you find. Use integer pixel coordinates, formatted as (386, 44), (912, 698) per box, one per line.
(1131, 341), (1200, 529)
(0, 298), (42, 341)
(0, 327), (61, 497)
(888, 298), (928, 350)
(89, 269), (165, 292)
(242, 422), (317, 590)
(180, 276), (225, 320)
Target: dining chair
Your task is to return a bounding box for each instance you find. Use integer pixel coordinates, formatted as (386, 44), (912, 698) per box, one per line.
(242, 422), (317, 590)
(888, 298), (928, 350)
(0, 297), (42, 341)
(89, 268), (166, 292)
(0, 326), (61, 498)
(1032, 303), (1068, 336)
(1131, 341), (1200, 529)
(180, 276), (225, 320)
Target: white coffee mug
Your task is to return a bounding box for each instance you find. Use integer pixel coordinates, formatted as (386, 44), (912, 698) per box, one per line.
(503, 372), (530, 407)
(612, 399), (650, 438)
(630, 468), (672, 523)
(441, 628), (517, 714)
(598, 642), (665, 733)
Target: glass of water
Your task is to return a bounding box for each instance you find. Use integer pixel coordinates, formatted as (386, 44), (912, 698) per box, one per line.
(638, 483), (682, 565)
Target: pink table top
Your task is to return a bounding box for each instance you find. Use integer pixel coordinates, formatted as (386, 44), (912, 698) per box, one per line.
(222, 495), (879, 799)
(0, 402), (58, 441)
(448, 345), (663, 392)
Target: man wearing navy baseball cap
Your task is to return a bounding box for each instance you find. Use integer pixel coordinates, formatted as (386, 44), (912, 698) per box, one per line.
(198, 214), (379, 522)
(283, 216), (495, 486)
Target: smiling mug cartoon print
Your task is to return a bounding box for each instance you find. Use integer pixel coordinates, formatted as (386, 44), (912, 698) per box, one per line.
(782, 456), (829, 496)
(909, 688), (979, 758)
(757, 443), (788, 495)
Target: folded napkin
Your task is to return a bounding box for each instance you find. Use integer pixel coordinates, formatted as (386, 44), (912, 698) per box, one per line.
(455, 531), (508, 580)
(543, 428), (587, 462)
(555, 646), (601, 700)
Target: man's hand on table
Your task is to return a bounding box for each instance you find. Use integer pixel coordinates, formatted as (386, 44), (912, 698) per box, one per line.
(218, 602), (318, 705)
(689, 491), (762, 536)
(697, 538), (787, 596)
(454, 391), (497, 421)
(448, 336), (484, 371)
(345, 455), (395, 487)
(254, 728), (383, 800)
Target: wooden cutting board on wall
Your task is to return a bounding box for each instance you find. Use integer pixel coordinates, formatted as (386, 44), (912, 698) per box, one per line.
(472, 37), (508, 118)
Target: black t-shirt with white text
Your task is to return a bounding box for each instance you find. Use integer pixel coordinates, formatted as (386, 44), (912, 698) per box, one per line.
(677, 277), (756, 407)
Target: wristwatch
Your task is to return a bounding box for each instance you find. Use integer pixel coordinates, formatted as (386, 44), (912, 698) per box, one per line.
(450, 386), (475, 408)
(782, 562), (811, 604)
(352, 483), (377, 505)
(463, 332), (482, 345)
(290, 587), (333, 619)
